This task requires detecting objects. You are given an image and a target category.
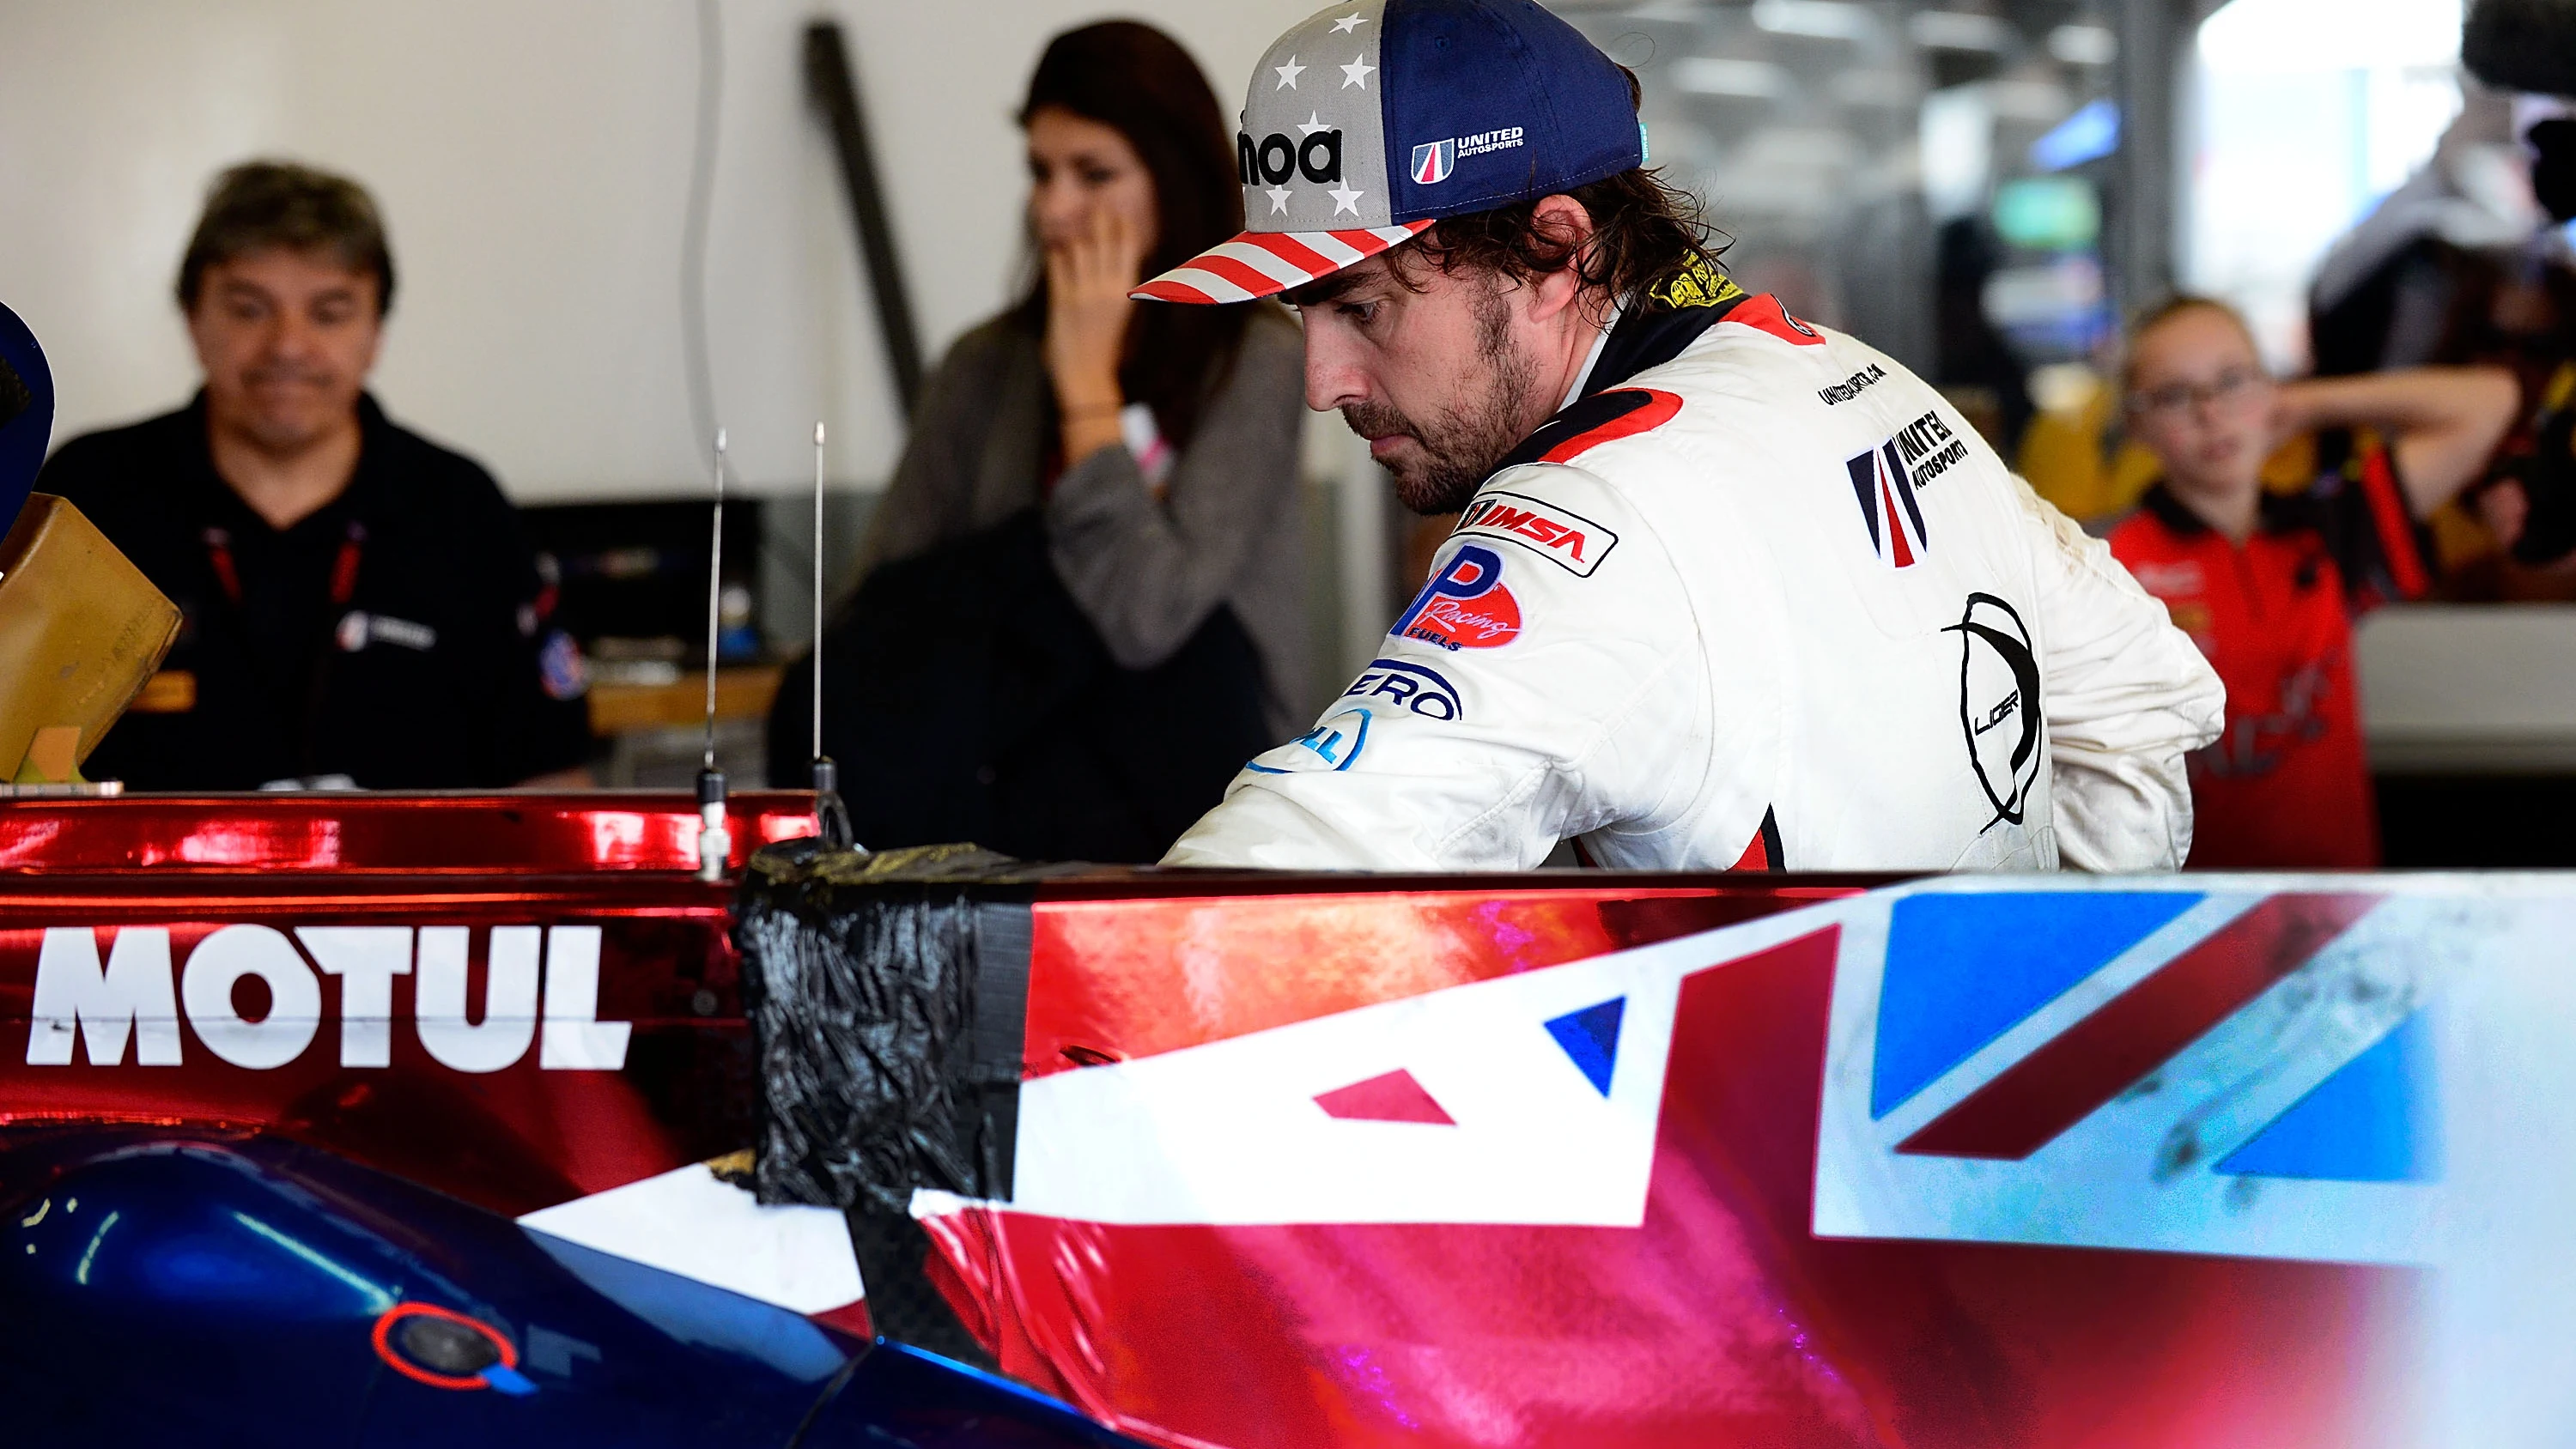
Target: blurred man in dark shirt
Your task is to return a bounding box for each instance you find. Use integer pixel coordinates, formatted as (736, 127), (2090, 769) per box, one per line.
(39, 161), (591, 791)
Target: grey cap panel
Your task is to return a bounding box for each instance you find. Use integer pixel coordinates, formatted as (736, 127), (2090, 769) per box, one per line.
(1239, 1), (1393, 232)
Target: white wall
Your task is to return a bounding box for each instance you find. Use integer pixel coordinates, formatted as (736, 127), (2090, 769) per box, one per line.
(0, 0), (1316, 500)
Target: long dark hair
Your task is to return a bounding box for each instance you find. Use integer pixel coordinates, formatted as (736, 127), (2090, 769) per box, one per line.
(1015, 21), (1250, 449)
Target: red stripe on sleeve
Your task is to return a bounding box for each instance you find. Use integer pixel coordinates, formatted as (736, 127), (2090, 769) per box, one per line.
(1538, 391), (1685, 464)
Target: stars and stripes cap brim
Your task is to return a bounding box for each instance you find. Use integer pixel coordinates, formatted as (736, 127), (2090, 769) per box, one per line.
(1132, 221), (1434, 305)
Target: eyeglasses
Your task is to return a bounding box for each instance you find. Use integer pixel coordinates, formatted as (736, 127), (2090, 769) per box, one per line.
(2129, 367), (2260, 419)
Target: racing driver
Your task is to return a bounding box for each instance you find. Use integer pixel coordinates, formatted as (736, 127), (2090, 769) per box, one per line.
(1148, 0), (2224, 872)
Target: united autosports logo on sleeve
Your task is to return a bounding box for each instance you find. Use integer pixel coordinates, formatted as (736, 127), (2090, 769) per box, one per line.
(1390, 544), (1521, 650)
(1846, 439), (1929, 567)
(1456, 490), (1619, 577)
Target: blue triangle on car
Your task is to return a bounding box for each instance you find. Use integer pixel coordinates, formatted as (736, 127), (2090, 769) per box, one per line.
(1545, 997), (1625, 1097)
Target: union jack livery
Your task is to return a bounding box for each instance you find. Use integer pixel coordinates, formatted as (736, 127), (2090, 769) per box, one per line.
(909, 875), (2576, 1449)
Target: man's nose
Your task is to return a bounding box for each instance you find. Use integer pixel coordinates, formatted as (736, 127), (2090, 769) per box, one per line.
(264, 309), (320, 361)
(1303, 329), (1367, 414)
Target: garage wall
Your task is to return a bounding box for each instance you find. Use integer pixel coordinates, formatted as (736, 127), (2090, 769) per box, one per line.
(0, 0), (1317, 500)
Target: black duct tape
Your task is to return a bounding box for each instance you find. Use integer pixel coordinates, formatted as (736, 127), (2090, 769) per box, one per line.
(733, 839), (1066, 1211)
(733, 839), (1078, 1357)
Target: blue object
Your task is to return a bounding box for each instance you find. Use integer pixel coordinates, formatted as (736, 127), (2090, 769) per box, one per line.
(0, 300), (52, 533)
(0, 1125), (1147, 1446)
(1545, 997), (1626, 1097)
(1382, 0), (1645, 223)
(2218, 1011), (2442, 1183)
(2030, 99), (2122, 173)
(1872, 892), (2203, 1118)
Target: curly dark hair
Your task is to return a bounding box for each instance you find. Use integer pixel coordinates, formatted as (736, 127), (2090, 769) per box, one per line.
(1378, 68), (1728, 315)
(1395, 166), (1729, 316)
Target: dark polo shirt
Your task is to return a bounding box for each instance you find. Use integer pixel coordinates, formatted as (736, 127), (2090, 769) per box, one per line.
(38, 392), (591, 790)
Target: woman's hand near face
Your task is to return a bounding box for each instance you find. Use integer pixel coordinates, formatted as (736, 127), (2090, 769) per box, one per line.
(1046, 206), (1147, 464)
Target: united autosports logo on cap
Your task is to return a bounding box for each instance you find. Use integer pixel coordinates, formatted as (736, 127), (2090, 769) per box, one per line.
(1411, 127), (1526, 185)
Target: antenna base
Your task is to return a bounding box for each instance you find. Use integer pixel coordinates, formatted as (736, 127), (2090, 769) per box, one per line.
(696, 767), (732, 881)
(811, 756), (857, 852)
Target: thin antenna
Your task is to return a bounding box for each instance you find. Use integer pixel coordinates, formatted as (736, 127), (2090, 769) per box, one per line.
(809, 421), (855, 850)
(703, 430), (726, 772)
(811, 422), (825, 763)
(696, 427), (732, 880)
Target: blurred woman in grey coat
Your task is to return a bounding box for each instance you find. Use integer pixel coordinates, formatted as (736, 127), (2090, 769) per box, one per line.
(775, 21), (1306, 861)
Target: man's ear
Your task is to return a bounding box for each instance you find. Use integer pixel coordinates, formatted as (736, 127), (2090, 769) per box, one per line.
(1527, 194), (1599, 324)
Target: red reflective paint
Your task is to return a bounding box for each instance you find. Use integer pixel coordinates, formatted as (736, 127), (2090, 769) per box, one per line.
(0, 792), (824, 1217)
(0, 791), (819, 875)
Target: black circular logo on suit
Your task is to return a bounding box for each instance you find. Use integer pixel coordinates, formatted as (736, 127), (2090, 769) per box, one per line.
(1946, 592), (2042, 828)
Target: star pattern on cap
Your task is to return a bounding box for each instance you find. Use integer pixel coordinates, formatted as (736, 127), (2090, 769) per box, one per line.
(1330, 12), (1370, 33)
(1328, 181), (1364, 215)
(1297, 111), (1332, 138)
(1340, 55), (1376, 88)
(1273, 55), (1305, 89)
(1266, 185), (1293, 215)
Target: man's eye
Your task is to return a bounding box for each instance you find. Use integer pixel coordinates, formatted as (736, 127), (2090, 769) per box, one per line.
(1338, 301), (1377, 324)
(1078, 165), (1115, 185)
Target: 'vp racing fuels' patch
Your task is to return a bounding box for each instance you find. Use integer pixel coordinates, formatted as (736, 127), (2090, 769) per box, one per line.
(1455, 490), (1619, 577)
(1391, 545), (1521, 651)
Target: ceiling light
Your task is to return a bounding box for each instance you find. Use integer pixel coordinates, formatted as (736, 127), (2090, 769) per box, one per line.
(2047, 23), (2117, 66)
(1752, 0), (1874, 42)
(1672, 57), (1788, 98)
(1910, 10), (2015, 52)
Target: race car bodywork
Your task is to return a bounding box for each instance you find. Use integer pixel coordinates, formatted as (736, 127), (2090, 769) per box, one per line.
(10, 795), (2576, 1447)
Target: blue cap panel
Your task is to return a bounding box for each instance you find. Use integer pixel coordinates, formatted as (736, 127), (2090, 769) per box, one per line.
(1380, 0), (1644, 222)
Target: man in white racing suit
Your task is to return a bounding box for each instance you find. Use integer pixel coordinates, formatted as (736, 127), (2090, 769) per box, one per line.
(1136, 0), (2222, 872)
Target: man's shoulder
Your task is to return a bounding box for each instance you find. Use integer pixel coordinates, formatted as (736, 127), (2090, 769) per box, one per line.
(39, 403), (201, 483)
(361, 398), (512, 513)
(36, 403), (207, 535)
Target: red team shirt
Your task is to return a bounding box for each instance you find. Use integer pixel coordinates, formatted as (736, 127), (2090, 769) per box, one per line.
(2106, 433), (2431, 868)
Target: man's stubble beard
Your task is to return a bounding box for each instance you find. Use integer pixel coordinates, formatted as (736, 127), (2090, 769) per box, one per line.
(1342, 282), (1541, 516)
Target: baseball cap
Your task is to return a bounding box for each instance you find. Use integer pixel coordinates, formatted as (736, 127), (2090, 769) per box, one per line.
(1133, 0), (1645, 305)
(0, 303), (51, 533)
